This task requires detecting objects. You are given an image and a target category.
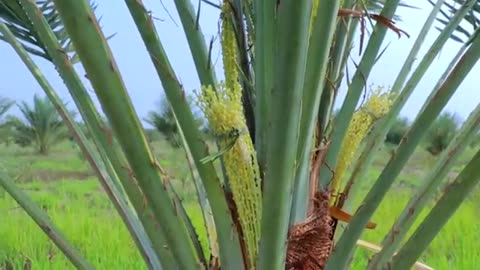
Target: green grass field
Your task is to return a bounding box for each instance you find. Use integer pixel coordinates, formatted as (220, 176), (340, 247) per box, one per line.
(1, 138), (479, 269)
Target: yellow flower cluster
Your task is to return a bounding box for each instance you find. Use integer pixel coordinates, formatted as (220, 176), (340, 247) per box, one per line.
(195, 2), (262, 267)
(198, 83), (262, 269)
(331, 86), (396, 203)
(221, 2), (240, 93)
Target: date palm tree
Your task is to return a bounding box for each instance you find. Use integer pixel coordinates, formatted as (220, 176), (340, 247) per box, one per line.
(0, 96), (13, 118)
(0, 0), (480, 270)
(144, 97), (204, 148)
(9, 94), (71, 154)
(0, 96), (14, 144)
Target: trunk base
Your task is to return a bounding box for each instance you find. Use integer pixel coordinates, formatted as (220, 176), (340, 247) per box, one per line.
(286, 191), (334, 270)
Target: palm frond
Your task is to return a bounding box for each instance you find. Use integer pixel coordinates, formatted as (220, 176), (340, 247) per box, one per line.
(0, 96), (14, 118)
(0, 0), (112, 62)
(358, 0), (420, 21)
(430, 0), (480, 43)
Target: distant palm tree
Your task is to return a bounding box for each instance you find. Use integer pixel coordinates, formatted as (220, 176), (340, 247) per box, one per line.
(10, 94), (73, 155)
(0, 96), (15, 144)
(144, 97), (204, 148)
(0, 96), (14, 118)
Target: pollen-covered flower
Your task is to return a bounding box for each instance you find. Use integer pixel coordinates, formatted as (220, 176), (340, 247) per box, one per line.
(332, 86), (396, 202)
(197, 81), (262, 268)
(221, 1), (240, 94)
(192, 3), (264, 266)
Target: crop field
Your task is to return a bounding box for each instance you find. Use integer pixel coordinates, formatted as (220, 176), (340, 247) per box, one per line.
(1, 138), (479, 269)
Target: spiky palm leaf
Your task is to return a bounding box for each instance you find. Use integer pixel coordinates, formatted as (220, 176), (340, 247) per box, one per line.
(0, 96), (14, 118)
(430, 0), (480, 43)
(0, 0), (110, 62)
(364, 0), (419, 20)
(0, 96), (15, 144)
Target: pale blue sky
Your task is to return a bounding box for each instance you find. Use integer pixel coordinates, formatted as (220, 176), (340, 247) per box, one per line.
(0, 1), (478, 125)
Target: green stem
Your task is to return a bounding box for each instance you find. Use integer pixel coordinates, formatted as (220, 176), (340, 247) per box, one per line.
(390, 0), (445, 94)
(176, 104), (213, 259)
(18, 1), (175, 266)
(232, 0), (256, 139)
(0, 22), (163, 270)
(389, 147), (480, 269)
(325, 26), (480, 269)
(290, 0), (342, 224)
(0, 172), (94, 270)
(417, 28), (480, 116)
(184, 145), (215, 259)
(340, 0), (475, 213)
(254, 0), (276, 172)
(53, 0), (201, 268)
(368, 100), (480, 269)
(171, 0), (217, 88)
(318, 0), (401, 190)
(318, 0), (356, 135)
(166, 179), (208, 266)
(323, 13), (361, 132)
(257, 0), (312, 268)
(315, 1), (357, 216)
(289, 151), (311, 225)
(124, 1), (245, 268)
(171, 0), (234, 207)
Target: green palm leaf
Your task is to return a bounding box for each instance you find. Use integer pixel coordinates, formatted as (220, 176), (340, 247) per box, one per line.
(430, 0), (480, 43)
(0, 0), (112, 62)
(364, 0), (419, 20)
(0, 96), (14, 118)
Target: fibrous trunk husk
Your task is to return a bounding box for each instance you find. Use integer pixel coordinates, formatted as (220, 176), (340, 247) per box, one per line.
(286, 191), (334, 270)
